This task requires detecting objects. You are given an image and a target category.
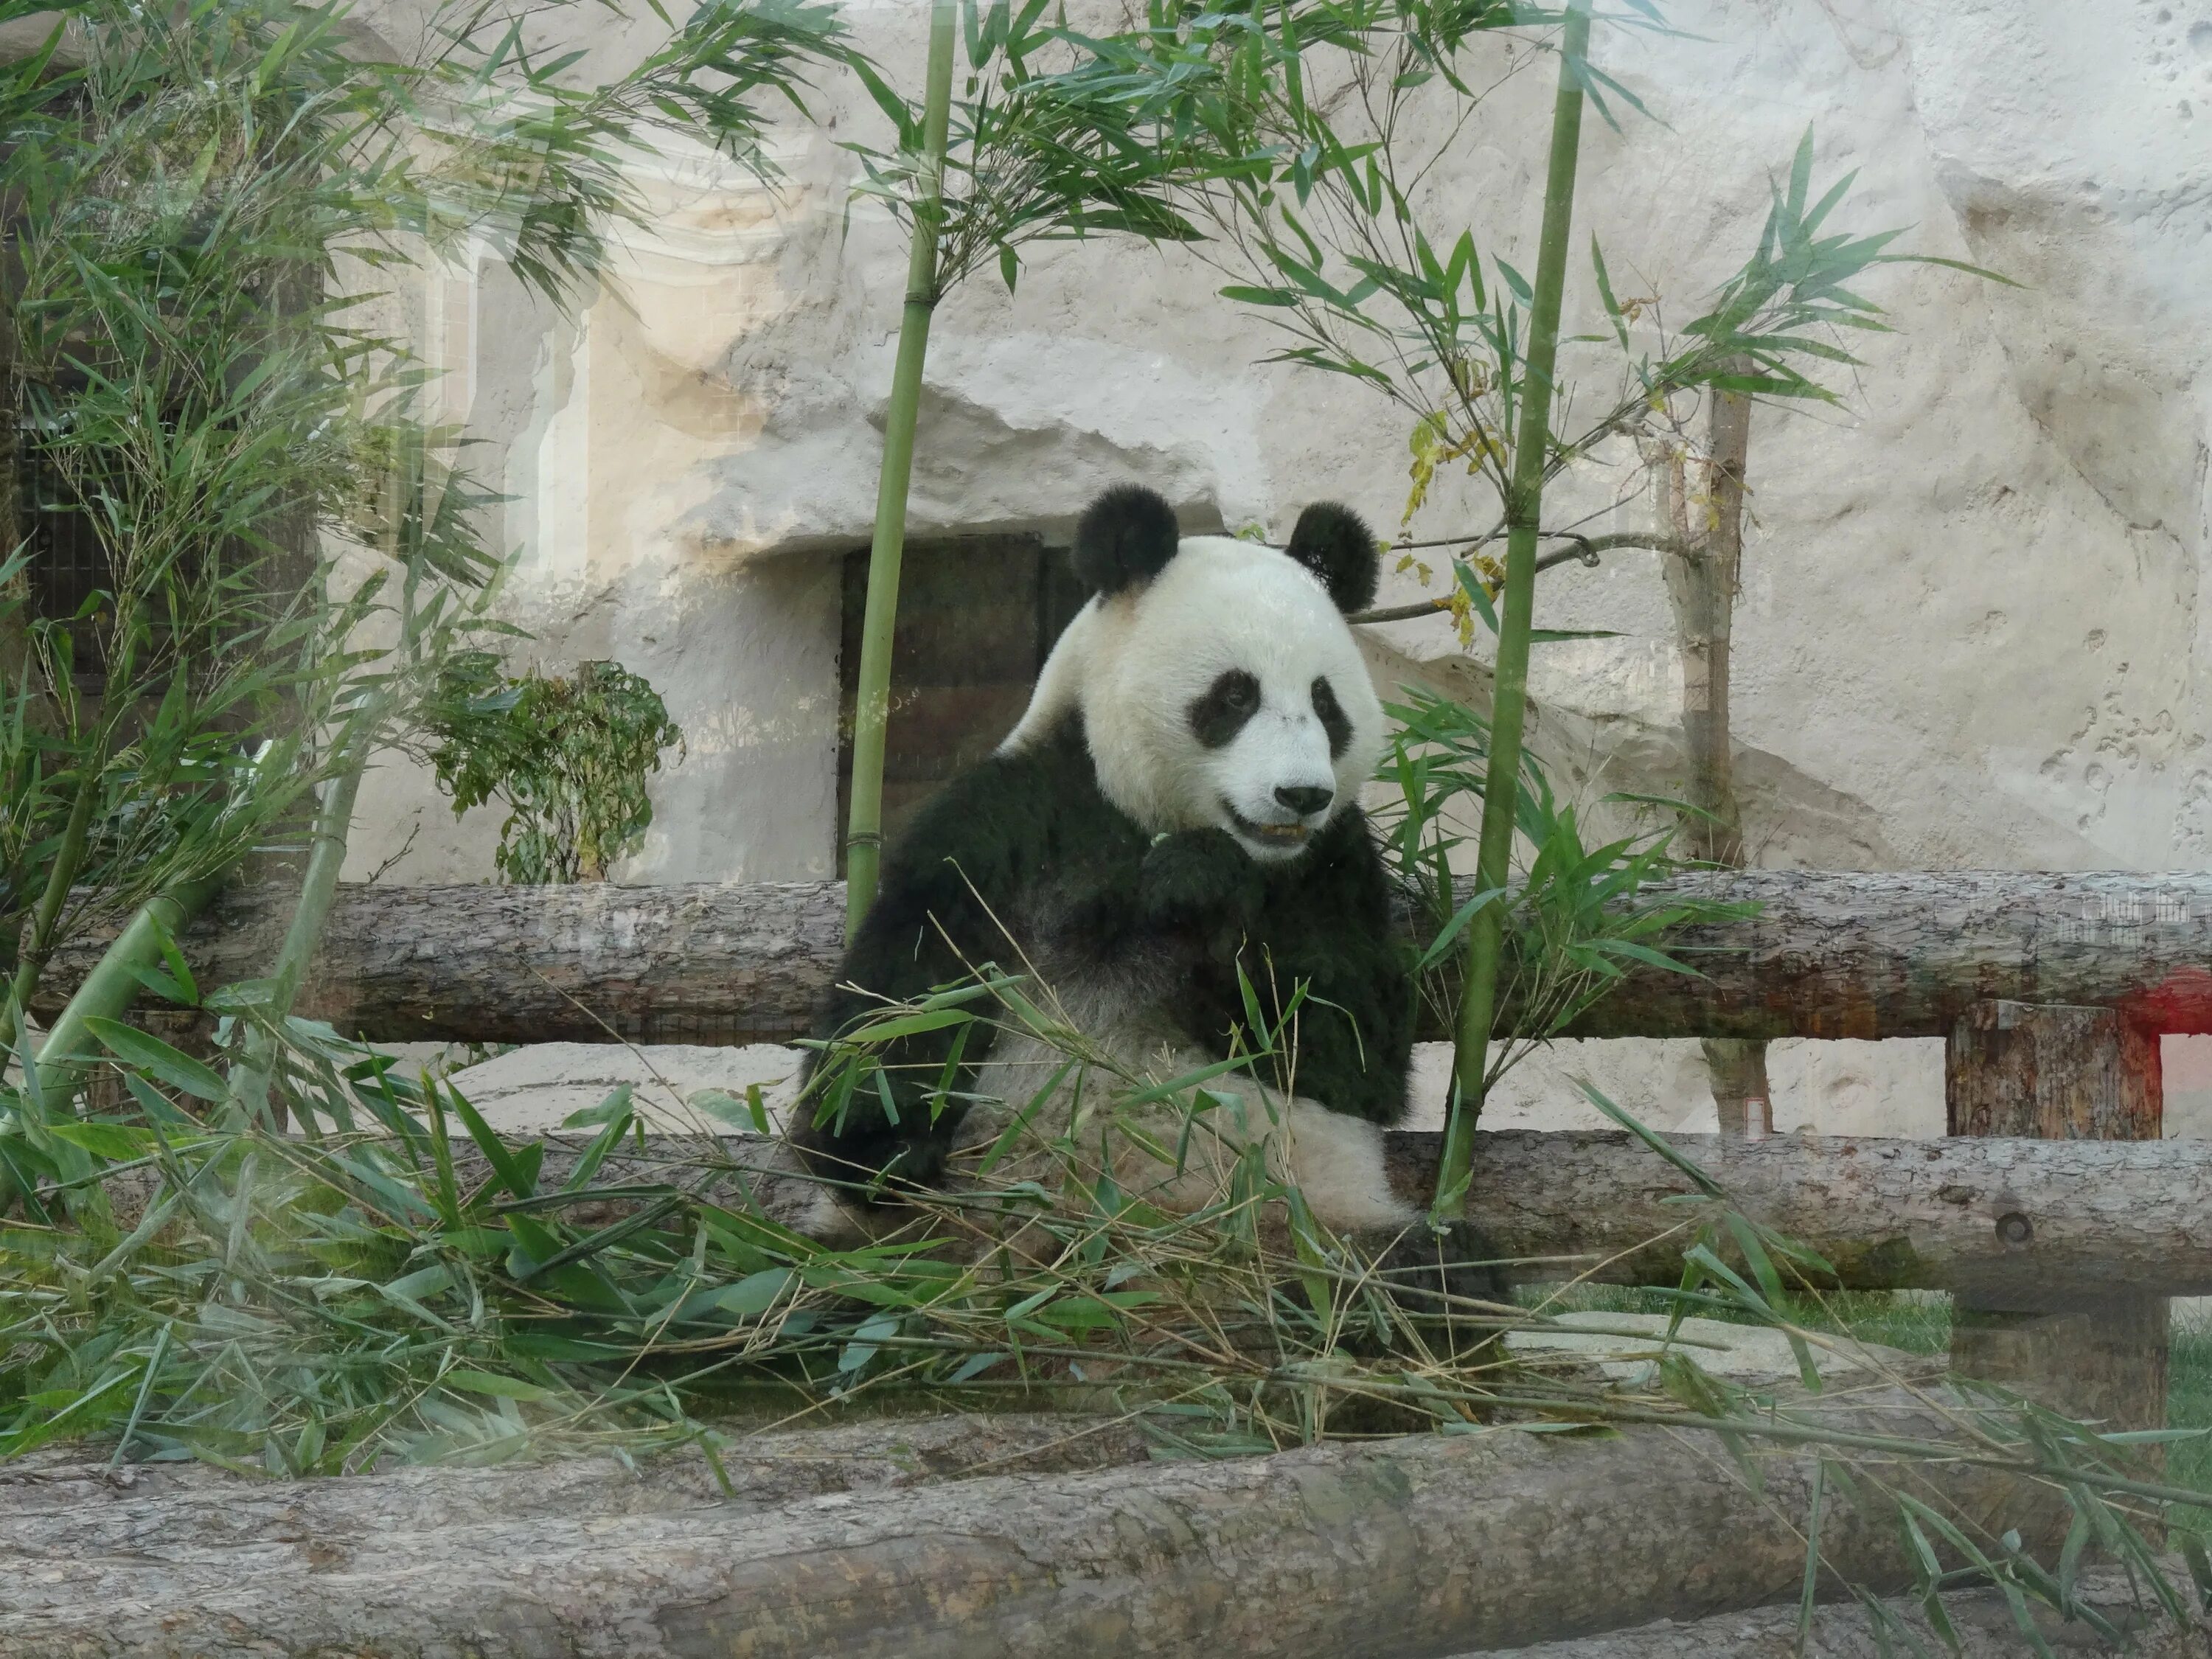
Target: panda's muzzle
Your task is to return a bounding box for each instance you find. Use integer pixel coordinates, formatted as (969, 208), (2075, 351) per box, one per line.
(1224, 785), (1333, 848)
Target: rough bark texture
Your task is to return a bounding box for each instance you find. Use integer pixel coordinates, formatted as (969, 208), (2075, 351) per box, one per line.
(40, 869), (2212, 1046)
(1659, 375), (1753, 871)
(1703, 1036), (1775, 1139)
(1656, 377), (1777, 1141)
(1463, 1565), (2208, 1657)
(38, 878), (849, 1046)
(392, 1127), (2212, 1295)
(1946, 999), (2169, 1435)
(0, 1391), (2069, 1658)
(1946, 999), (2164, 1141)
(1388, 1127), (2212, 1295)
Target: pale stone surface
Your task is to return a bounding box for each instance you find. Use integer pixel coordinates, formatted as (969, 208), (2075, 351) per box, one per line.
(1506, 1312), (1925, 1389)
(1405, 1037), (1950, 1138)
(441, 1042), (804, 1135)
(332, 0), (2212, 1134)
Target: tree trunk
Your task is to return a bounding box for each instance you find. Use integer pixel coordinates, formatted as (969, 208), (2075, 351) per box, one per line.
(39, 870), (2212, 1048)
(0, 1389), (2079, 1658)
(1945, 1000), (2168, 1437)
(1659, 369), (1773, 1141)
(1700, 1037), (1772, 1141)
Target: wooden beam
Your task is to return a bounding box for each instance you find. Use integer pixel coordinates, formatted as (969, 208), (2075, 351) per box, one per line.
(37, 870), (2212, 1048)
(417, 1129), (2212, 1296)
(1945, 1000), (2168, 1434)
(0, 1385), (2070, 1658)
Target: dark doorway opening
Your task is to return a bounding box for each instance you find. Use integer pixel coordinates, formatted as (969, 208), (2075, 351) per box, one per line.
(836, 534), (1088, 875)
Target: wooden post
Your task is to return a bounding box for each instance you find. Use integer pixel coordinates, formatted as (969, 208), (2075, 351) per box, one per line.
(1946, 1000), (2167, 1436)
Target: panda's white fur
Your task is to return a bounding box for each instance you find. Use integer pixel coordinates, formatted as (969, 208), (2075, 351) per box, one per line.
(1004, 534), (1387, 865)
(802, 531), (1416, 1246)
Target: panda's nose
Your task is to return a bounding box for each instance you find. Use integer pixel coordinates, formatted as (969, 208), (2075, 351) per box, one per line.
(1275, 785), (1334, 817)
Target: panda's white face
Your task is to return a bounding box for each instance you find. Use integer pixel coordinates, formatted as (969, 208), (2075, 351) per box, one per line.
(1007, 535), (1385, 863)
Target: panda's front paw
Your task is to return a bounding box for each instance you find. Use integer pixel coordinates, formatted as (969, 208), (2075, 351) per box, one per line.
(1139, 829), (1265, 928)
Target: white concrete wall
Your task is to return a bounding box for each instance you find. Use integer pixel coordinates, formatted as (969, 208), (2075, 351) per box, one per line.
(338, 0), (2212, 1135)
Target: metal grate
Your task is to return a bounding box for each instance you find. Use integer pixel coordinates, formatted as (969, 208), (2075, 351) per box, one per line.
(19, 436), (115, 684)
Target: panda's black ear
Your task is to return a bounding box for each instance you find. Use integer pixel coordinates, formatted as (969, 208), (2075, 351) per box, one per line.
(1283, 502), (1380, 613)
(1071, 484), (1180, 596)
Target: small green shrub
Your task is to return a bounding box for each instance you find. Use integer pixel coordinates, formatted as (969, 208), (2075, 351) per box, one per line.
(428, 655), (684, 883)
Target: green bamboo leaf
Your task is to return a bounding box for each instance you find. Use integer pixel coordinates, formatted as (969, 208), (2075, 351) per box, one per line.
(1218, 282), (1299, 307)
(691, 1085), (774, 1134)
(1784, 125), (1815, 223)
(710, 1267), (795, 1318)
(845, 1007), (973, 1044)
(563, 1082), (636, 1129)
(445, 1369), (558, 1402)
(44, 1121), (159, 1160)
(82, 1018), (226, 1102)
(515, 1194), (684, 1281)
(443, 1083), (538, 1202)
(1576, 1079), (1725, 1197)
(1452, 560), (1500, 634)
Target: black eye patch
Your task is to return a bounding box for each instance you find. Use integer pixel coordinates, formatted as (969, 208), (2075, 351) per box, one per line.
(1312, 675), (1351, 759)
(1188, 668), (1262, 749)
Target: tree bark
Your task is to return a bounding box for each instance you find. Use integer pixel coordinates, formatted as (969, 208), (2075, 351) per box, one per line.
(38, 870), (2212, 1047)
(1945, 1000), (2168, 1436)
(1401, 1126), (2212, 1295)
(0, 1388), (2079, 1658)
(1461, 1563), (2206, 1658)
(1658, 369), (1774, 1141)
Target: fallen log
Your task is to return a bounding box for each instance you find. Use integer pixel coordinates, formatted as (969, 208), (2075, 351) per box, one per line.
(410, 1128), (2212, 1295)
(1461, 1565), (2207, 1658)
(37, 869), (2212, 1046)
(1385, 1128), (2212, 1296)
(0, 1388), (2079, 1658)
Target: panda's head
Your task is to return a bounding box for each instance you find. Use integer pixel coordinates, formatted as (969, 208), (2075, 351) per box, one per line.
(1006, 484), (1386, 864)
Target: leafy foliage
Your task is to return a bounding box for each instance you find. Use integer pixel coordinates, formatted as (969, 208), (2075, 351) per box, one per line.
(6, 994), (2211, 1658)
(1048, 7), (2001, 590)
(428, 655), (685, 883)
(0, 0), (847, 1047)
(841, 0), (1234, 297)
(1373, 687), (1747, 1170)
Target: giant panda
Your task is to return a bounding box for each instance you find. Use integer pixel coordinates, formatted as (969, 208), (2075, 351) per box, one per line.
(794, 483), (1497, 1296)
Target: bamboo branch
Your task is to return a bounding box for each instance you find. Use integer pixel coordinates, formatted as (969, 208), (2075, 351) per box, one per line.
(1439, 0), (1592, 1217)
(29, 871), (226, 1090)
(0, 772), (94, 1054)
(842, 0), (956, 933)
(1349, 532), (1689, 625)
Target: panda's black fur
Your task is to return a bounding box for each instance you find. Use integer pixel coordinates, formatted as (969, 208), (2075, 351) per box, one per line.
(1282, 501), (1381, 613)
(1070, 482), (1181, 596)
(794, 710), (1413, 1198)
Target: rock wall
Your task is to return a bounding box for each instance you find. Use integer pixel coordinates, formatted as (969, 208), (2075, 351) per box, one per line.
(335, 0), (2212, 1134)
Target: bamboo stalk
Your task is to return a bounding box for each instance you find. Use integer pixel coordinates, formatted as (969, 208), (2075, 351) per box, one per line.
(30, 870), (226, 1090)
(225, 748), (368, 1127)
(1437, 0), (1592, 1216)
(841, 0), (957, 934)
(0, 772), (95, 1054)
